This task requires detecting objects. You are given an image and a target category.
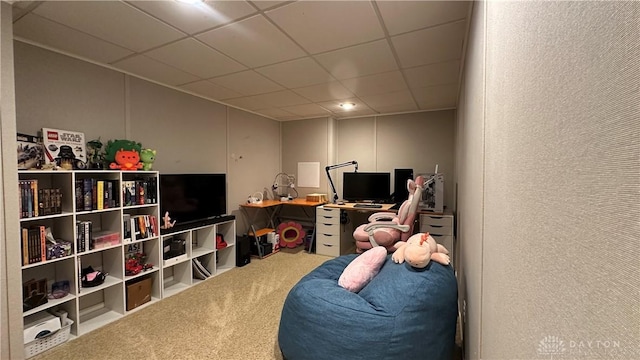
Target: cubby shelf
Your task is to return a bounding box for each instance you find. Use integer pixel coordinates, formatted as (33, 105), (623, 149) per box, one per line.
(18, 169), (236, 356)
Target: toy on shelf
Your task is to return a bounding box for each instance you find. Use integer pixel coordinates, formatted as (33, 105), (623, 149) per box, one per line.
(86, 138), (105, 169)
(104, 139), (142, 164)
(161, 212), (176, 230)
(391, 232), (450, 268)
(140, 149), (156, 171)
(109, 149), (143, 171)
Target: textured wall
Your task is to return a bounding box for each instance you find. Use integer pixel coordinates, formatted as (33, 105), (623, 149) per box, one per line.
(455, 0), (486, 358)
(458, 1), (639, 358)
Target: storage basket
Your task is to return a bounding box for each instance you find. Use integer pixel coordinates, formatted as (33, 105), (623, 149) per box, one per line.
(24, 319), (73, 358)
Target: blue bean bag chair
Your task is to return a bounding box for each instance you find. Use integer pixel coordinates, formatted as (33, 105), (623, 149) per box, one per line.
(278, 253), (458, 360)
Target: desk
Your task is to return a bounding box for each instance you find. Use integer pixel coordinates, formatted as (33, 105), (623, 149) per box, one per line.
(239, 199), (325, 258)
(324, 203), (397, 212)
(314, 203), (398, 257)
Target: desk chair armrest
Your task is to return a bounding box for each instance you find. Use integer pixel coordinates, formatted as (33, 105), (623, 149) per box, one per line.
(364, 222), (410, 233)
(367, 212), (398, 222)
(365, 223), (411, 247)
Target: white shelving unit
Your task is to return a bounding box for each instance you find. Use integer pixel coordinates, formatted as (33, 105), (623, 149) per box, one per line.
(160, 219), (236, 297)
(18, 169), (236, 356)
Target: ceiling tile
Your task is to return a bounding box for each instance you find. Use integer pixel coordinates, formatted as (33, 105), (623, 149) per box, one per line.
(13, 14), (134, 64)
(335, 108), (378, 118)
(249, 1), (291, 11)
(392, 20), (467, 68)
(292, 81), (355, 102)
(32, 1), (185, 52)
(246, 90), (310, 109)
(317, 98), (373, 114)
(404, 60), (461, 89)
(377, 1), (471, 36)
(256, 57), (334, 89)
(341, 71), (408, 97)
(412, 84), (458, 110)
(209, 70), (283, 96)
(112, 55), (200, 86)
(127, 0), (257, 35)
(281, 103), (331, 117)
(225, 90), (308, 110)
(197, 14), (306, 68)
(224, 96), (271, 111)
(145, 38), (246, 78)
(314, 39), (398, 80)
(179, 80), (243, 100)
(360, 90), (418, 113)
(254, 107), (297, 119)
(266, 1), (384, 54)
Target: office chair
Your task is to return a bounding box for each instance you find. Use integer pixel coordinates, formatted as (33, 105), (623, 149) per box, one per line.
(353, 175), (425, 253)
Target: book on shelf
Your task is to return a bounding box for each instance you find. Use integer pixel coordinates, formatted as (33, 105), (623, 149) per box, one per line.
(123, 214), (131, 241)
(21, 225), (46, 265)
(41, 128), (86, 170)
(18, 179), (39, 218)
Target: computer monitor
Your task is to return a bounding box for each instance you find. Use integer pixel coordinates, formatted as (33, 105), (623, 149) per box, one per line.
(342, 172), (391, 203)
(393, 168), (414, 203)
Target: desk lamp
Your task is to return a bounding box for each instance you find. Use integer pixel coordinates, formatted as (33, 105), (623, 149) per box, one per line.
(325, 160), (358, 204)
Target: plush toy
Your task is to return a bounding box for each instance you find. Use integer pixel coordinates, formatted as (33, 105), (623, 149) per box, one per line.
(161, 211), (176, 230)
(104, 139), (142, 164)
(140, 149), (156, 171)
(109, 149), (143, 171)
(391, 232), (450, 268)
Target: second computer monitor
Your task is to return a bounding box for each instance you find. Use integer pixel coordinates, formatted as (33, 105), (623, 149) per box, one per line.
(342, 172), (391, 203)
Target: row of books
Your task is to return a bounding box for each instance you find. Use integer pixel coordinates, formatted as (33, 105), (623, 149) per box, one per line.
(18, 179), (62, 219)
(76, 220), (122, 253)
(21, 226), (72, 265)
(123, 214), (159, 242)
(122, 179), (157, 207)
(74, 179), (119, 211)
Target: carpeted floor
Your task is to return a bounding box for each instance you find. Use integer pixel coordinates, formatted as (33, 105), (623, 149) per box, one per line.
(31, 247), (328, 360)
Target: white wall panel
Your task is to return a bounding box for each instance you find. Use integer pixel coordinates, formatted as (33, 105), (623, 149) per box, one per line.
(455, 1), (486, 358)
(13, 41), (126, 142)
(376, 111), (455, 207)
(481, 2), (639, 358)
(128, 77), (227, 174)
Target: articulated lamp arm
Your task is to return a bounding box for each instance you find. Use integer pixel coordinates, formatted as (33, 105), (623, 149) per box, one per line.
(325, 160), (358, 204)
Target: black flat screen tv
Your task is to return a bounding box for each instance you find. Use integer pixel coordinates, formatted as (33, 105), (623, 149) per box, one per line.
(342, 172), (391, 203)
(159, 174), (227, 229)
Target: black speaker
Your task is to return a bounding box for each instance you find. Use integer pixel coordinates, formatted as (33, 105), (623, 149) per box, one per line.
(394, 168), (414, 203)
(236, 235), (251, 267)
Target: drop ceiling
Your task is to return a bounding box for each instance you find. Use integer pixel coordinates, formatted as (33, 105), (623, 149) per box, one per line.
(11, 1), (471, 121)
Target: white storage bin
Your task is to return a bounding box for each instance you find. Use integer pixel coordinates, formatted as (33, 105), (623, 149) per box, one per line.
(24, 319), (73, 358)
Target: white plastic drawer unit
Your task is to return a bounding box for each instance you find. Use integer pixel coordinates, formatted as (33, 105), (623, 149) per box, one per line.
(315, 234), (341, 257)
(419, 214), (453, 234)
(315, 206), (341, 257)
(316, 214), (340, 225)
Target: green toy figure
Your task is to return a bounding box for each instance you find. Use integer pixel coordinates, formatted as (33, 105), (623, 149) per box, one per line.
(140, 149), (156, 171)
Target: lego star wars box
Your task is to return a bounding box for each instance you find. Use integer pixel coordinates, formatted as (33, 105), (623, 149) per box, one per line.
(41, 128), (87, 170)
(17, 133), (43, 170)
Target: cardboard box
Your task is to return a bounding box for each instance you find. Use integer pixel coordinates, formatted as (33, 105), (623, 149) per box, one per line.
(17, 133), (44, 170)
(41, 128), (87, 170)
(126, 277), (152, 311)
(306, 193), (327, 202)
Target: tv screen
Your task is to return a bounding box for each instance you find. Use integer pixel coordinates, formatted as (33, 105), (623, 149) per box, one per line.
(159, 174), (226, 227)
(342, 172), (391, 203)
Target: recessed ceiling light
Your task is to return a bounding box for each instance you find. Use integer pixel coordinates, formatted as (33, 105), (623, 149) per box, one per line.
(175, 0), (202, 4)
(340, 103), (356, 110)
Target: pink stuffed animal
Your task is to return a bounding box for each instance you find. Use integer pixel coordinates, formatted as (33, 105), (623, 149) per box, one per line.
(391, 232), (450, 268)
